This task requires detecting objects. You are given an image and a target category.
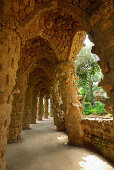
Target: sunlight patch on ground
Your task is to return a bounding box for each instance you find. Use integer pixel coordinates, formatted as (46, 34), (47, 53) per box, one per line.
(79, 155), (113, 170)
(57, 135), (68, 145)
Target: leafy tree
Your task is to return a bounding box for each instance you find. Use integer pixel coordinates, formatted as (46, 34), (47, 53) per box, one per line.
(76, 45), (103, 106)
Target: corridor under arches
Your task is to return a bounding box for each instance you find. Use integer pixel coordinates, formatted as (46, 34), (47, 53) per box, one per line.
(0, 1), (114, 169)
(7, 118), (113, 170)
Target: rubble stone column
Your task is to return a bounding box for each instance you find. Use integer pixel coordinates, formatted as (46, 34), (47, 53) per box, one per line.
(0, 28), (20, 170)
(22, 85), (33, 129)
(50, 95), (56, 125)
(57, 61), (84, 146)
(44, 95), (48, 119)
(8, 71), (28, 142)
(51, 78), (65, 131)
(37, 94), (43, 121)
(50, 101), (53, 117)
(30, 89), (37, 124)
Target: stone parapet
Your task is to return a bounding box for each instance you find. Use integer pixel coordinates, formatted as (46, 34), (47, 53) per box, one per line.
(81, 118), (114, 162)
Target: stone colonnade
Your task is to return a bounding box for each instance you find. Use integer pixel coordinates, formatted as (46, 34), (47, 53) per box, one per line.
(0, 1), (113, 169)
(37, 94), (51, 120)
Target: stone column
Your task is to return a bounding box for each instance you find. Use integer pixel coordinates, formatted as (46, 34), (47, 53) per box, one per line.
(50, 102), (53, 117)
(22, 85), (33, 129)
(30, 89), (37, 124)
(37, 95), (43, 120)
(44, 95), (48, 119)
(8, 71), (27, 142)
(57, 61), (84, 146)
(51, 78), (65, 131)
(50, 95), (56, 125)
(0, 28), (20, 170)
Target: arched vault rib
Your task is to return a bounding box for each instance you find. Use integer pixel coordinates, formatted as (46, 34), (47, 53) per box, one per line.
(25, 31), (60, 59)
(29, 68), (51, 85)
(57, 0), (90, 26)
(24, 8), (86, 61)
(19, 36), (58, 73)
(19, 0), (90, 28)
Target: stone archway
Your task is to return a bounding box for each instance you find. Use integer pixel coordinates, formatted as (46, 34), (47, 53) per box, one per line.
(0, 1), (113, 169)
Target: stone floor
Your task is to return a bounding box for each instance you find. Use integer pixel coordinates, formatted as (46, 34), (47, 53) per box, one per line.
(7, 118), (114, 170)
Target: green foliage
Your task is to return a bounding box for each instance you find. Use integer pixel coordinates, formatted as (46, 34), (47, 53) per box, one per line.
(76, 45), (102, 86)
(82, 102), (106, 115)
(79, 85), (93, 103)
(75, 40), (108, 115)
(108, 114), (113, 117)
(76, 45), (104, 106)
(43, 103), (44, 113)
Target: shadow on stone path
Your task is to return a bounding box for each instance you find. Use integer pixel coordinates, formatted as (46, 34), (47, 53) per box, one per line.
(7, 118), (114, 170)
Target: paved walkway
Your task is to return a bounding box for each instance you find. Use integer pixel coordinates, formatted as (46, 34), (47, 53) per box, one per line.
(7, 118), (113, 170)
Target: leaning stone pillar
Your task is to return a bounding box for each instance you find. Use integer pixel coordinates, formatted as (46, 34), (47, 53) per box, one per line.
(37, 94), (43, 120)
(51, 78), (65, 131)
(50, 102), (53, 117)
(44, 95), (48, 119)
(8, 71), (28, 142)
(0, 28), (20, 170)
(57, 61), (84, 146)
(30, 89), (37, 124)
(50, 95), (56, 124)
(22, 85), (33, 129)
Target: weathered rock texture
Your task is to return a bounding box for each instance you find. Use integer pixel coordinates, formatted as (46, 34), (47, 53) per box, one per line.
(8, 71), (28, 142)
(51, 76), (65, 131)
(0, 0), (114, 169)
(37, 95), (43, 121)
(89, 1), (114, 115)
(22, 85), (33, 129)
(56, 61), (84, 145)
(44, 95), (49, 119)
(30, 89), (37, 124)
(81, 118), (114, 162)
(50, 102), (53, 117)
(0, 28), (20, 170)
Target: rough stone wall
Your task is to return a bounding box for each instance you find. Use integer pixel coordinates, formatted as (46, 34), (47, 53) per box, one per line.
(81, 118), (114, 162)
(88, 1), (114, 116)
(8, 71), (28, 142)
(56, 61), (84, 145)
(0, 28), (20, 170)
(37, 94), (43, 121)
(22, 85), (33, 129)
(30, 89), (37, 124)
(11, 0), (36, 22)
